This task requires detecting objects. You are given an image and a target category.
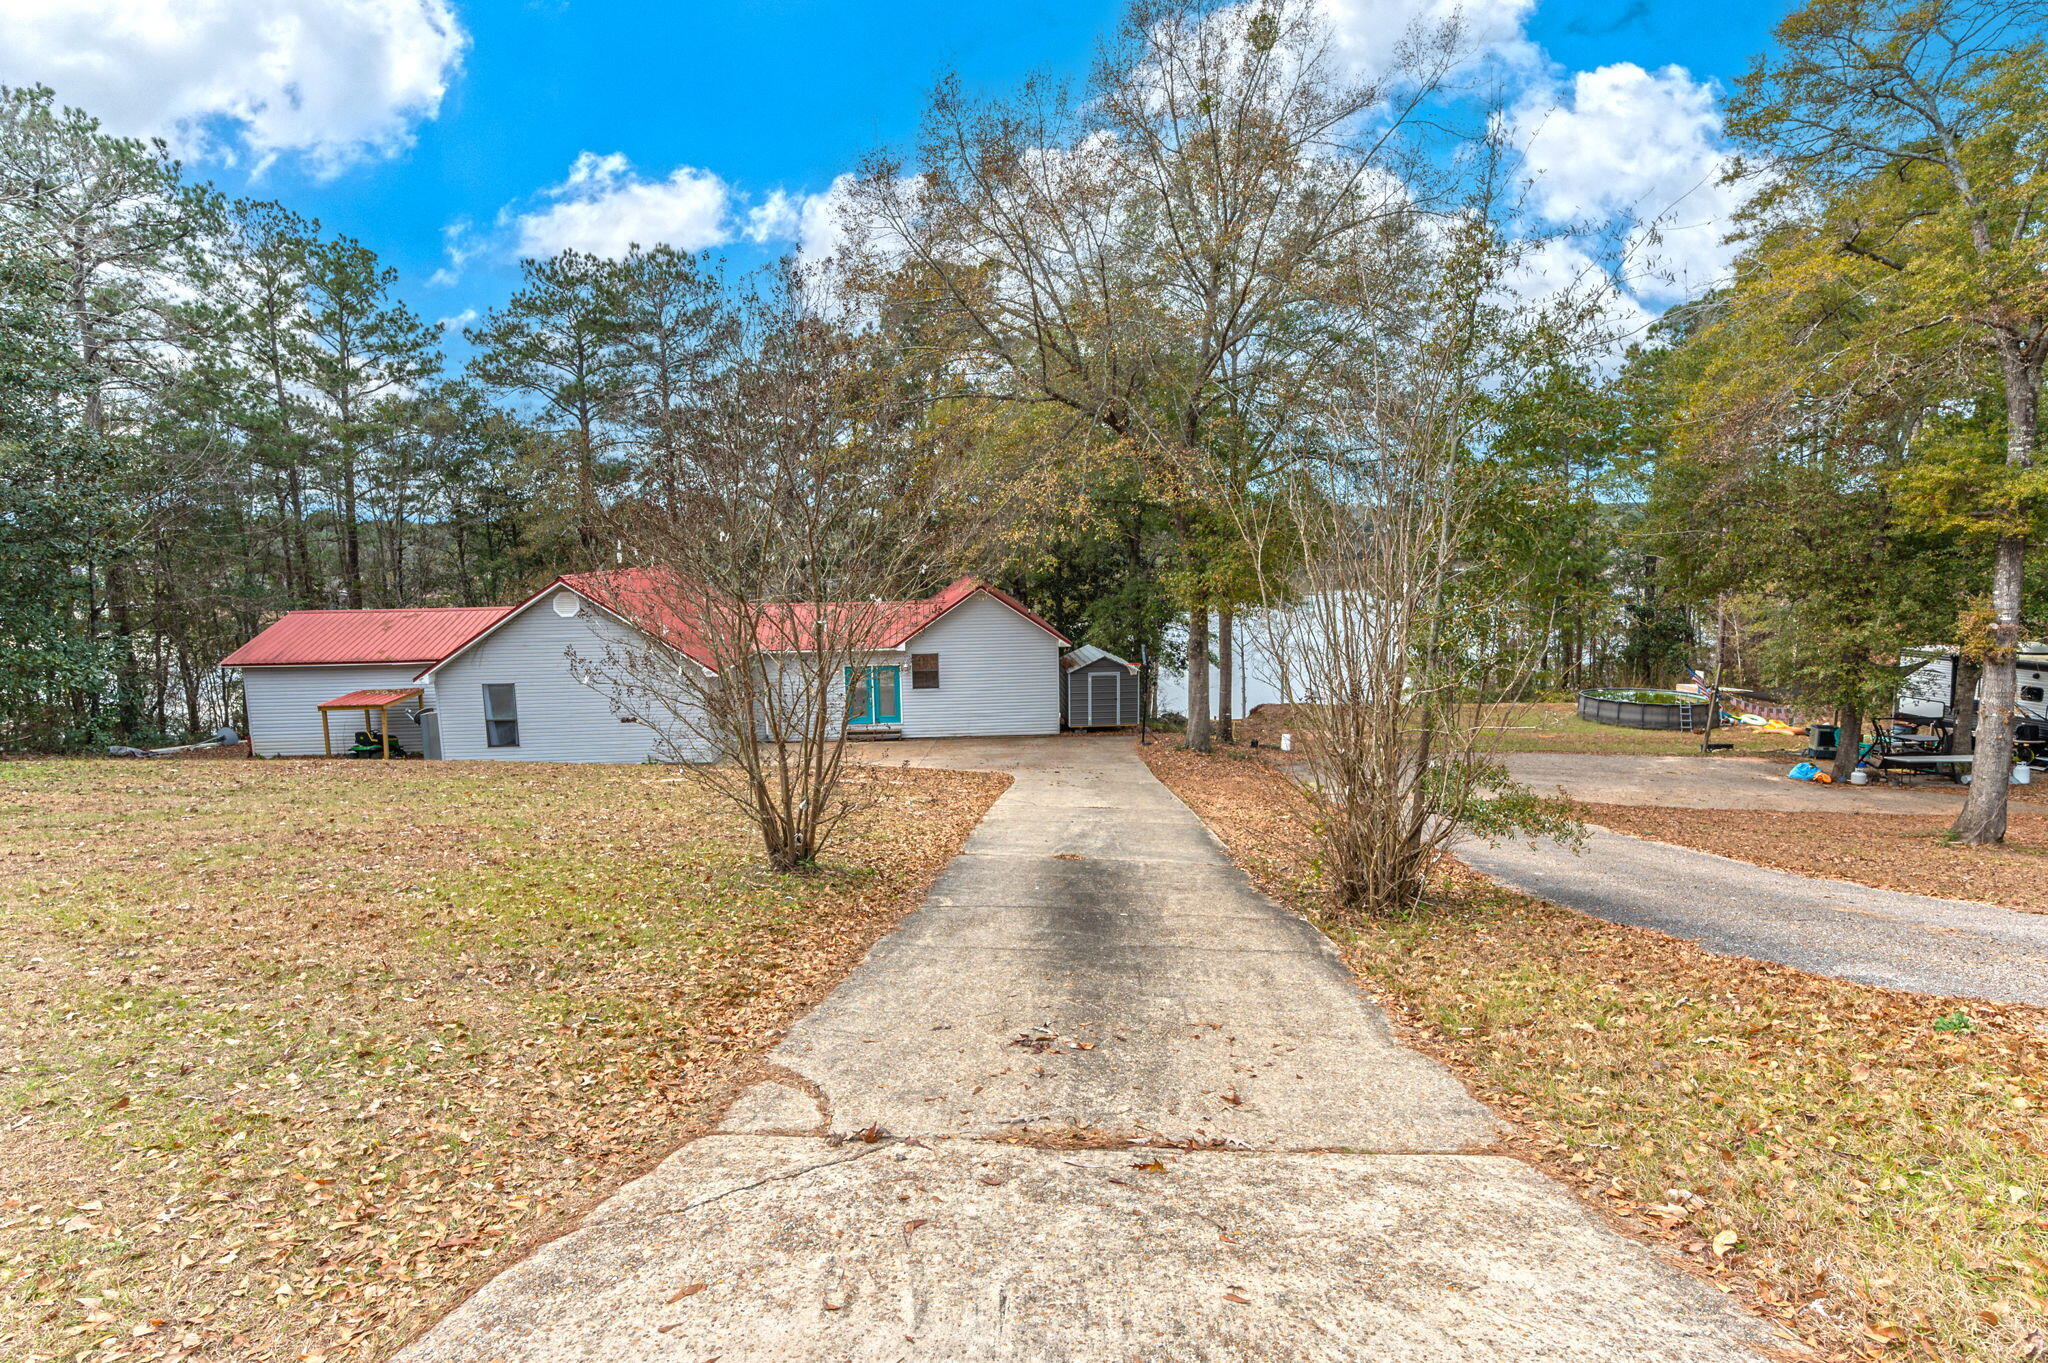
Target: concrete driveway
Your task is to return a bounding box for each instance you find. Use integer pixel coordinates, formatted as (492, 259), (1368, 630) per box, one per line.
(1506, 751), (1975, 812)
(400, 735), (1767, 1362)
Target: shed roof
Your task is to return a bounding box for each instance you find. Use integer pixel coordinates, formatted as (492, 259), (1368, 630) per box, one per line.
(1062, 644), (1137, 671)
(222, 607), (511, 667)
(317, 688), (424, 710)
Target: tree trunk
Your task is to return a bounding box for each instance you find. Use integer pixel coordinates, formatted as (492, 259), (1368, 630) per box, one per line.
(1217, 603), (1234, 744)
(1186, 606), (1212, 753)
(1953, 532), (2026, 843)
(105, 559), (142, 740)
(1952, 345), (2038, 845)
(1830, 700), (1860, 783)
(576, 405), (598, 553)
(339, 428), (363, 609)
(286, 465), (313, 603)
(342, 475), (362, 607)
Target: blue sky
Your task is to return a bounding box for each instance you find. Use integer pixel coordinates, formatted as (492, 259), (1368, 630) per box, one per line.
(2, 0), (1794, 336)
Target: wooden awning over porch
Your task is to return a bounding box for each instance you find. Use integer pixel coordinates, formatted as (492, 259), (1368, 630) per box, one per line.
(317, 687), (423, 759)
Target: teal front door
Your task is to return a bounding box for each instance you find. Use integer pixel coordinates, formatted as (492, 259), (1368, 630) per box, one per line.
(846, 665), (901, 727)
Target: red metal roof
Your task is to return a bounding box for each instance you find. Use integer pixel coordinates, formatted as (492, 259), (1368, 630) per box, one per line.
(554, 569), (1070, 660)
(556, 567), (720, 670)
(317, 688), (424, 710)
(873, 576), (1070, 647)
(221, 606), (513, 667)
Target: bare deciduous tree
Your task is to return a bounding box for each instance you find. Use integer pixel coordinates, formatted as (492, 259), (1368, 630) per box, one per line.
(576, 279), (994, 870)
(846, 0), (1465, 752)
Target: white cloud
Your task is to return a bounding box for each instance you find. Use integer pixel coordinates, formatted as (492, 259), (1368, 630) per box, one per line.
(1317, 0), (1538, 80)
(0, 0), (467, 175)
(1496, 236), (1658, 357)
(426, 216), (485, 287)
(437, 307), (476, 332)
(1513, 62), (1746, 306)
(512, 151), (734, 259)
(744, 175), (863, 265)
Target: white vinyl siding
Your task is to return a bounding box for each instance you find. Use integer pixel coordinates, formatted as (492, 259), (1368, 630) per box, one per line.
(753, 656), (849, 742)
(892, 593), (1060, 738)
(240, 665), (431, 757)
(431, 597), (717, 763)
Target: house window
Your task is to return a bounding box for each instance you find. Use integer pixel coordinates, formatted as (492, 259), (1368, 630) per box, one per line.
(2025, 685), (2045, 704)
(483, 684), (520, 748)
(911, 652), (940, 690)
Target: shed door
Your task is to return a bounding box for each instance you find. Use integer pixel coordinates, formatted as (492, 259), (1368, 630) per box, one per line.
(1090, 672), (1117, 727)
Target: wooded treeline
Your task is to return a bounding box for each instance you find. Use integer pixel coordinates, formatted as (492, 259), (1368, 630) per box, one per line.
(9, 0), (2044, 801)
(0, 84), (744, 750)
(0, 60), (1686, 755)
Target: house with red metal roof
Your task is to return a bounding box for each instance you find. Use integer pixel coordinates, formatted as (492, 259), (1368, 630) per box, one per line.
(221, 607), (512, 757)
(220, 573), (1069, 761)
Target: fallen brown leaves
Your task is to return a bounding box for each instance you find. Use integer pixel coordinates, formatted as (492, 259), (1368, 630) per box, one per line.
(1583, 803), (2048, 916)
(1142, 739), (2048, 1363)
(0, 756), (1005, 1362)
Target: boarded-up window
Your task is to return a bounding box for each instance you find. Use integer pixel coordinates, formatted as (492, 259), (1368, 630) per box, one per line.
(911, 653), (940, 689)
(483, 684), (520, 748)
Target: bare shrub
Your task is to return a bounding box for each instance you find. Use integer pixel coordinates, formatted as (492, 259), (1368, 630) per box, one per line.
(1230, 202), (1592, 917)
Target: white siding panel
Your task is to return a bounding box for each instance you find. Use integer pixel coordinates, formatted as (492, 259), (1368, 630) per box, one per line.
(241, 665), (429, 757)
(897, 593), (1060, 737)
(431, 600), (716, 763)
(755, 657), (849, 742)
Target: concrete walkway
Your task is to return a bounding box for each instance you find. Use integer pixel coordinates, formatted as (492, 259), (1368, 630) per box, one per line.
(1461, 826), (2048, 1007)
(400, 737), (1768, 1362)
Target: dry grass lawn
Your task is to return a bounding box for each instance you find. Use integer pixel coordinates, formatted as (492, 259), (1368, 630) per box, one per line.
(1141, 742), (2048, 1363)
(1583, 804), (2048, 916)
(0, 757), (1006, 1362)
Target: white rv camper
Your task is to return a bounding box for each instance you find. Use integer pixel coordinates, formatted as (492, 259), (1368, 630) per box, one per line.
(1896, 645), (2048, 736)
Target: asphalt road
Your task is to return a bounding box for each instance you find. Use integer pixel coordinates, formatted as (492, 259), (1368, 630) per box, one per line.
(1502, 751), (1978, 813)
(1460, 825), (2048, 1007)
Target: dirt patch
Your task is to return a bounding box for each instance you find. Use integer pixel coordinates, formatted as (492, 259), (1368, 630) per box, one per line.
(1584, 804), (2048, 915)
(1139, 738), (2048, 1363)
(0, 758), (1006, 1362)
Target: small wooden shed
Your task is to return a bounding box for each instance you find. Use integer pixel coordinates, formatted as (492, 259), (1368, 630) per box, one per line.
(1061, 645), (1140, 729)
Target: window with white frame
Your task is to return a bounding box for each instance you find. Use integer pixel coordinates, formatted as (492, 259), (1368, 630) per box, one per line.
(483, 684), (520, 748)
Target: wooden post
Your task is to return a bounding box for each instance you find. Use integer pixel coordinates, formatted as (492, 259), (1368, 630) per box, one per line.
(321, 707), (332, 757)
(380, 705), (391, 760)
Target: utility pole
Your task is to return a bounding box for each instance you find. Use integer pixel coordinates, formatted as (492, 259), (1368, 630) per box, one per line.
(1700, 598), (1725, 756)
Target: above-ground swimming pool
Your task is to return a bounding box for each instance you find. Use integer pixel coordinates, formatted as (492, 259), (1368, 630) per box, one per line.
(1576, 688), (1716, 732)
